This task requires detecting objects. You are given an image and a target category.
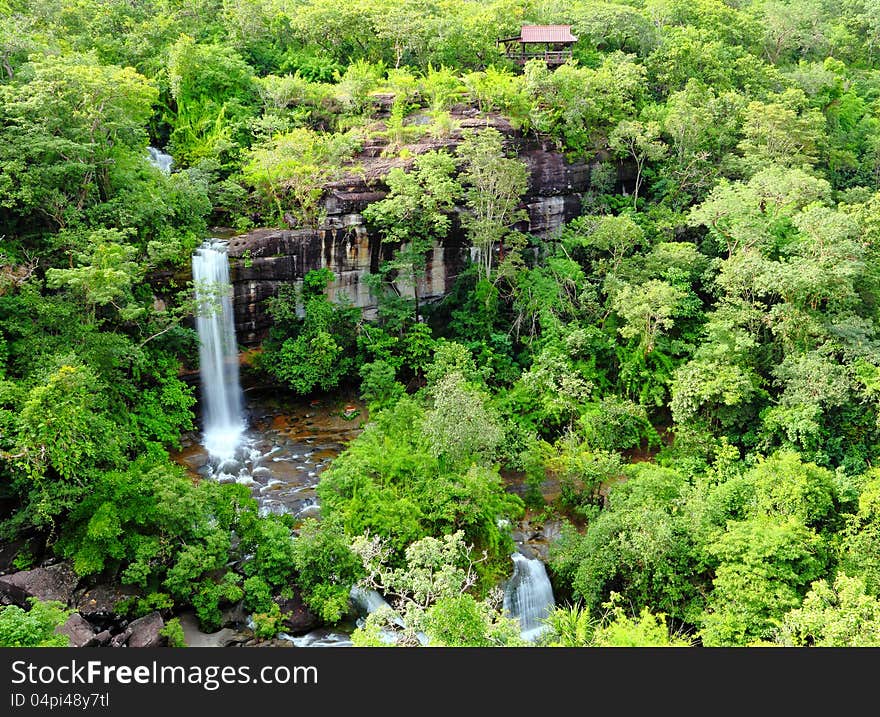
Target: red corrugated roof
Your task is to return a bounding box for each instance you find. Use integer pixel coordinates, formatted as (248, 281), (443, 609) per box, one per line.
(520, 25), (578, 43)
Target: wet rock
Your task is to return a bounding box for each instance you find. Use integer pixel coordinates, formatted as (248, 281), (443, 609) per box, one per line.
(0, 563), (79, 607)
(295, 504), (320, 520)
(283, 628), (354, 648)
(529, 542), (550, 561)
(221, 601), (249, 629)
(517, 543), (540, 560)
(55, 614), (96, 648)
(110, 629), (131, 647)
(218, 459), (242, 475)
(277, 590), (321, 636)
(127, 612), (165, 648)
(511, 531), (526, 544)
(258, 501), (290, 518)
(90, 630), (112, 647)
(541, 520), (563, 542)
(75, 584), (140, 620)
(252, 638), (295, 647)
(179, 612), (246, 647)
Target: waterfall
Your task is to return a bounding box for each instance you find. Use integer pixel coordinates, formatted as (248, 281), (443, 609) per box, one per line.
(147, 146), (173, 174)
(503, 552), (555, 642)
(192, 240), (245, 461)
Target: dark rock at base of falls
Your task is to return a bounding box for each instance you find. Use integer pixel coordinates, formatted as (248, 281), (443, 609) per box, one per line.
(127, 611), (166, 647)
(110, 611), (165, 648)
(55, 613), (98, 648)
(0, 562), (80, 607)
(75, 583), (142, 620)
(276, 588), (321, 635)
(221, 600), (249, 629)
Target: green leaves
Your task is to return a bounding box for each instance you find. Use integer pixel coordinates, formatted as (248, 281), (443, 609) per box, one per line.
(45, 231), (142, 318)
(290, 518), (363, 622)
(17, 364), (123, 485)
(0, 53), (157, 226)
(241, 128), (358, 227)
(261, 268), (359, 395)
(779, 574), (880, 647)
(700, 516), (826, 646)
(318, 394), (521, 575)
(456, 128), (528, 281)
(0, 599), (71, 647)
(422, 372), (504, 469)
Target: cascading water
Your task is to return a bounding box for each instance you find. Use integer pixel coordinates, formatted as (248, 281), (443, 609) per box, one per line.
(147, 146), (174, 174)
(503, 552), (555, 642)
(192, 240), (245, 461)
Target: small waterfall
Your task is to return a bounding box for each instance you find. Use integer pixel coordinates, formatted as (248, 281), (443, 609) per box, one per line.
(147, 146), (173, 174)
(350, 587), (396, 617)
(503, 552), (555, 642)
(192, 240), (245, 461)
(349, 585), (428, 644)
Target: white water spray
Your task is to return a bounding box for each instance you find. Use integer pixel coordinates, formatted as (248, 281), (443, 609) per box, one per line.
(147, 146), (174, 174)
(193, 240), (245, 461)
(503, 552), (555, 642)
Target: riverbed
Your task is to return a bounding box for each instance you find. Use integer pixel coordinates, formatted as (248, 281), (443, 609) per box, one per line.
(171, 384), (558, 646)
(170, 388), (368, 521)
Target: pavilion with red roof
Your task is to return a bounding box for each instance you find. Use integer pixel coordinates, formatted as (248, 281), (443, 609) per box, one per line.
(497, 25), (579, 67)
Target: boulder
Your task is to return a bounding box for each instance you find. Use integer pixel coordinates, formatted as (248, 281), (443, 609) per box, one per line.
(252, 638), (295, 647)
(277, 589), (321, 635)
(75, 583), (140, 620)
(179, 612), (245, 648)
(54, 614), (96, 648)
(0, 563), (79, 607)
(89, 630), (112, 647)
(127, 611), (165, 648)
(109, 629), (131, 648)
(220, 600), (248, 629)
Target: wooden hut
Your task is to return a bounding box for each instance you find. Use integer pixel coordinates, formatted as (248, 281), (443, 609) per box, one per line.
(497, 25), (578, 67)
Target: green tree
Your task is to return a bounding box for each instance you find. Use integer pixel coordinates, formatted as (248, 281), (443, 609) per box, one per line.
(0, 598), (71, 647)
(611, 279), (685, 356)
(456, 128), (528, 281)
(699, 516), (826, 646)
(608, 120), (666, 209)
(362, 150), (461, 321)
(422, 372), (504, 470)
(242, 129), (358, 227)
(778, 574), (880, 647)
(351, 530), (524, 646)
(290, 518), (364, 623)
(0, 53), (157, 229)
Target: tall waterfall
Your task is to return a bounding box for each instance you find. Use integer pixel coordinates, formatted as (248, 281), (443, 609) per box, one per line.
(503, 553), (555, 642)
(192, 240), (245, 460)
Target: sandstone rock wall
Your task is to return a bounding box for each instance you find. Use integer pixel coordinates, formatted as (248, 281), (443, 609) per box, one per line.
(215, 119), (603, 346)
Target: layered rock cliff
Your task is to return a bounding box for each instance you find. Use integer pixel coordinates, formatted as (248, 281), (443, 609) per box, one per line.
(219, 111), (604, 346)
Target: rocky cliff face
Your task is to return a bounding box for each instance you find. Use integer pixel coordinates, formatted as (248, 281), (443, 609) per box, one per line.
(220, 113), (601, 346)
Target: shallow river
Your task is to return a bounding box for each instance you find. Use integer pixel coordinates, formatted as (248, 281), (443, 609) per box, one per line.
(171, 388), (367, 520)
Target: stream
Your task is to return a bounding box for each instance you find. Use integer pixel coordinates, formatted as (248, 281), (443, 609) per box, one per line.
(177, 240), (554, 646)
(171, 389), (367, 521)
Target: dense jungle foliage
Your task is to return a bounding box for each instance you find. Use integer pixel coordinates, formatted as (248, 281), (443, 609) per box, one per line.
(4, 0), (880, 647)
